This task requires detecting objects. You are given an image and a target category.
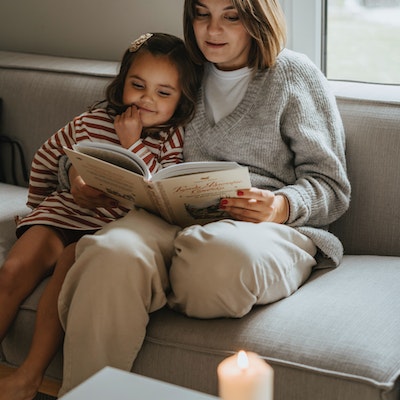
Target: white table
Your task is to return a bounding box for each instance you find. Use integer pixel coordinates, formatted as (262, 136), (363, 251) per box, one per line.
(59, 367), (219, 399)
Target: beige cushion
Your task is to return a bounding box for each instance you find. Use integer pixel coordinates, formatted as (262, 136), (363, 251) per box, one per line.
(330, 95), (400, 256)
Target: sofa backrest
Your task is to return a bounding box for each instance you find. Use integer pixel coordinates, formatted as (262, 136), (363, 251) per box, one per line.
(330, 85), (400, 257)
(0, 51), (399, 257)
(0, 51), (118, 185)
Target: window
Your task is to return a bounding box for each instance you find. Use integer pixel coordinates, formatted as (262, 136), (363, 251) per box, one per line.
(326, 0), (400, 84)
(281, 0), (400, 85)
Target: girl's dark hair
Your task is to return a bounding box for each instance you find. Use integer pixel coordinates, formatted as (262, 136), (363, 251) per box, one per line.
(183, 0), (286, 70)
(96, 33), (202, 137)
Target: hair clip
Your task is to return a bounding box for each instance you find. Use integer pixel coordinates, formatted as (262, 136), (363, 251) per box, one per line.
(129, 33), (153, 53)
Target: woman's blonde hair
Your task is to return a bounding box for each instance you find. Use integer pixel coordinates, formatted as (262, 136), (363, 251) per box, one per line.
(183, 0), (287, 69)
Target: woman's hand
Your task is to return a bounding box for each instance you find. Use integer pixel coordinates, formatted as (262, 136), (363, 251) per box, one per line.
(69, 166), (118, 209)
(114, 105), (142, 149)
(220, 188), (289, 224)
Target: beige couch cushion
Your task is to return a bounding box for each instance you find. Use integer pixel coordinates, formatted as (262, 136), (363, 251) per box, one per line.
(331, 88), (400, 256)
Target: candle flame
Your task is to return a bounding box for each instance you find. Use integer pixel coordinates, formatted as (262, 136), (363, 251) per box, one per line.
(237, 350), (249, 370)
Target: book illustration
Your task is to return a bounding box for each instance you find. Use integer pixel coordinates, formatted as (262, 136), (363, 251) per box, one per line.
(184, 198), (229, 220)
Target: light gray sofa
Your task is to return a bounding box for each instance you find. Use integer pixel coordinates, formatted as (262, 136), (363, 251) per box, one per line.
(1, 50), (399, 400)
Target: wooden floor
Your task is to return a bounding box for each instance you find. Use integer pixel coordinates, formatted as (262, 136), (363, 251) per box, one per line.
(0, 364), (61, 398)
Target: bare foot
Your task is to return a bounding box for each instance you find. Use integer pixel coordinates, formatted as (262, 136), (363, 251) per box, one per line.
(0, 368), (41, 400)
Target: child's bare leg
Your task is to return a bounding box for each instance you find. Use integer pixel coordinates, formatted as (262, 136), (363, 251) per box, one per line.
(0, 243), (77, 400)
(0, 226), (64, 343)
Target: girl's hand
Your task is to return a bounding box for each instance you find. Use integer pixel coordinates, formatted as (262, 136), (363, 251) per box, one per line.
(114, 105), (143, 149)
(219, 188), (289, 224)
(69, 166), (118, 209)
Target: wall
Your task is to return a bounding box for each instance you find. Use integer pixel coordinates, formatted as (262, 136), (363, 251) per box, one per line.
(0, 0), (184, 61)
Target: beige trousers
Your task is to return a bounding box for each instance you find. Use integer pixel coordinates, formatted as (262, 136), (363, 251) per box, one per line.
(58, 208), (317, 395)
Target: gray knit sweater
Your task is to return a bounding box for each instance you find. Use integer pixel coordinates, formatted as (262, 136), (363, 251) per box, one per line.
(183, 49), (351, 266)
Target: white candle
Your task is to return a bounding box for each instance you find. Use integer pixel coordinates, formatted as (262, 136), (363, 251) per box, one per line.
(217, 351), (273, 400)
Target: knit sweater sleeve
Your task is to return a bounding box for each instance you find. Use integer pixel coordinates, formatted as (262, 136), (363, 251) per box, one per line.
(275, 52), (351, 228)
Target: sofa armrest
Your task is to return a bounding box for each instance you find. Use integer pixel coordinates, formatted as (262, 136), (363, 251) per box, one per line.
(0, 183), (30, 264)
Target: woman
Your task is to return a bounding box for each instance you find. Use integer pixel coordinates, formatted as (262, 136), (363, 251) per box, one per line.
(57, 0), (350, 395)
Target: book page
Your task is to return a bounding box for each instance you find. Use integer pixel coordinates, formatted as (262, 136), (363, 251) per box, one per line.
(152, 161), (241, 181)
(156, 166), (251, 227)
(73, 142), (150, 179)
(64, 147), (158, 213)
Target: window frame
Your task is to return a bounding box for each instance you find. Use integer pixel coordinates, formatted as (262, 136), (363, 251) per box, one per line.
(282, 0), (400, 90)
(281, 0), (400, 107)
(281, 0), (326, 72)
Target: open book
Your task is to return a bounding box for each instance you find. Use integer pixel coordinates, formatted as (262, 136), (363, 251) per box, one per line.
(64, 142), (251, 227)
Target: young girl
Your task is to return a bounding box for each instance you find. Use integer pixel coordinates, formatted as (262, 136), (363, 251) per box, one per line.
(0, 32), (200, 400)
(50, 0), (350, 396)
